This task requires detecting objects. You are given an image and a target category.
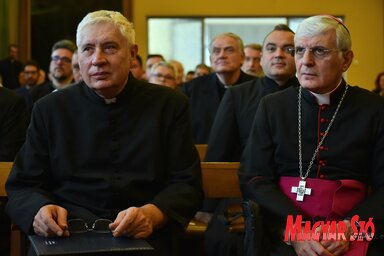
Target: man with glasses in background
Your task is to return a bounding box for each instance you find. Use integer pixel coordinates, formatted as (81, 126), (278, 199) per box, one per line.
(203, 24), (298, 256)
(182, 32), (255, 144)
(31, 39), (76, 102)
(148, 61), (178, 89)
(240, 15), (384, 255)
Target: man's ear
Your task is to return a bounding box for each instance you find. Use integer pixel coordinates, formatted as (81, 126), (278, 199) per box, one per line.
(130, 44), (138, 60)
(342, 50), (354, 72)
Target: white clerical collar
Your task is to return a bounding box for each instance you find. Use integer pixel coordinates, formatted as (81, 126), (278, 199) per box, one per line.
(104, 98), (117, 104)
(309, 80), (342, 105)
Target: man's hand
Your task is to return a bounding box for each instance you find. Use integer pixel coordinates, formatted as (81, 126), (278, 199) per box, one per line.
(33, 204), (69, 237)
(194, 211), (213, 224)
(292, 240), (334, 256)
(319, 220), (351, 256)
(109, 204), (167, 239)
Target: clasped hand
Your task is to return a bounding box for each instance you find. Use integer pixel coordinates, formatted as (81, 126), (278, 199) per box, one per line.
(33, 204), (165, 239)
(291, 220), (352, 256)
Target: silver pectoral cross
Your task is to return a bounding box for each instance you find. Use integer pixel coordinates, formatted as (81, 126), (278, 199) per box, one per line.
(291, 180), (312, 201)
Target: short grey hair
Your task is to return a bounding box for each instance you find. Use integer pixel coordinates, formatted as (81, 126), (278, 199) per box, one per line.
(208, 32), (244, 55)
(76, 10), (135, 48)
(52, 39), (77, 53)
(295, 15), (351, 51)
(150, 61), (177, 78)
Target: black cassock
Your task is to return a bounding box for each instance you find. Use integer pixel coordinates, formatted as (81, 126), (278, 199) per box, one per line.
(240, 81), (384, 255)
(6, 76), (203, 254)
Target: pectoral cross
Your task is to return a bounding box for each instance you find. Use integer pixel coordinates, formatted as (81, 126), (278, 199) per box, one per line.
(291, 180), (311, 201)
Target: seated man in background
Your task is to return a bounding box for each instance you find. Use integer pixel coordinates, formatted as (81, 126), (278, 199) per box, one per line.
(0, 86), (26, 255)
(144, 54), (165, 80)
(148, 61), (178, 89)
(31, 39), (76, 102)
(203, 24), (298, 256)
(241, 43), (264, 77)
(182, 32), (255, 144)
(6, 10), (202, 256)
(240, 15), (384, 256)
(15, 59), (41, 122)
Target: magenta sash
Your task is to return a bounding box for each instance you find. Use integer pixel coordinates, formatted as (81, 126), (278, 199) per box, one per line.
(278, 177), (369, 256)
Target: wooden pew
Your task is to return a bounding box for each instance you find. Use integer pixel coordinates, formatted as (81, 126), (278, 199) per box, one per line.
(195, 144), (208, 161)
(0, 162), (13, 196)
(186, 162), (242, 234)
(0, 162), (22, 256)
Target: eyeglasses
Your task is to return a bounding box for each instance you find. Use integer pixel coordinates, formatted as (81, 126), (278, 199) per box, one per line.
(295, 46), (342, 59)
(67, 219), (112, 234)
(152, 73), (175, 81)
(264, 45), (295, 56)
(51, 55), (72, 64)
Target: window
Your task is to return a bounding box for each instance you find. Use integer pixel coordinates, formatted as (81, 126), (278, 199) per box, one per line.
(148, 17), (308, 72)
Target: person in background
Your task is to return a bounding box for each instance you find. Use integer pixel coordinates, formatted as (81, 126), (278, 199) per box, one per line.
(130, 54), (145, 80)
(71, 49), (82, 83)
(203, 24), (298, 256)
(240, 15), (384, 256)
(15, 60), (41, 122)
(182, 32), (255, 144)
(148, 61), (178, 89)
(241, 43), (264, 77)
(185, 70), (195, 82)
(194, 63), (211, 78)
(0, 44), (24, 90)
(31, 39), (76, 102)
(144, 54), (165, 80)
(0, 86), (27, 256)
(372, 71), (384, 96)
(5, 10), (202, 256)
(169, 59), (185, 87)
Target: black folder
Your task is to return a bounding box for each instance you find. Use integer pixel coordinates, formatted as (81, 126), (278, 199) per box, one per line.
(28, 233), (154, 256)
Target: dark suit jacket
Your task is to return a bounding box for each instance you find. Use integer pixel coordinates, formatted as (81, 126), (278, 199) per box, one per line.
(0, 87), (27, 161)
(30, 81), (55, 103)
(205, 76), (299, 161)
(182, 71), (255, 144)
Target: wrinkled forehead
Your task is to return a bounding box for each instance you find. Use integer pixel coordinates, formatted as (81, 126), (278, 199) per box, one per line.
(78, 23), (129, 49)
(212, 36), (238, 47)
(295, 29), (337, 47)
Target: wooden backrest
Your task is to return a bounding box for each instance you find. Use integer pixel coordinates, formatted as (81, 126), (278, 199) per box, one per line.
(195, 144), (208, 160)
(200, 162), (241, 198)
(0, 162), (13, 196)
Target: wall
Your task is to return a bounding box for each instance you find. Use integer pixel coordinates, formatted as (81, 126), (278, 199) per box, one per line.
(133, 0), (384, 90)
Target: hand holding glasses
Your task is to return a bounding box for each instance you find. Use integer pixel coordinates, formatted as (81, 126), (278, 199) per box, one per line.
(68, 219), (112, 234)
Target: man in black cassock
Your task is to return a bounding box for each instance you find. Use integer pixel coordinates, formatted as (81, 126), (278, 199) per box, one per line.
(181, 32), (255, 144)
(201, 24), (299, 256)
(6, 10), (203, 256)
(240, 15), (384, 256)
(0, 86), (26, 256)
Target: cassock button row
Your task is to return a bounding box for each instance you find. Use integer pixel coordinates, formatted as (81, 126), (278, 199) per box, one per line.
(319, 146), (328, 151)
(319, 160), (327, 166)
(320, 118), (329, 123)
(320, 174), (326, 179)
(319, 132), (325, 136)
(320, 105), (328, 110)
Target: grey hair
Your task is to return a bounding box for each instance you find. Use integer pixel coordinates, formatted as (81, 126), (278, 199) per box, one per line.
(208, 32), (244, 55)
(150, 61), (177, 78)
(295, 15), (351, 50)
(76, 10), (135, 48)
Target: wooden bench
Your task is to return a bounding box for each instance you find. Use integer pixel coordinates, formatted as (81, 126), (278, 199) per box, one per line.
(0, 162), (23, 256)
(195, 144), (208, 161)
(186, 162), (242, 234)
